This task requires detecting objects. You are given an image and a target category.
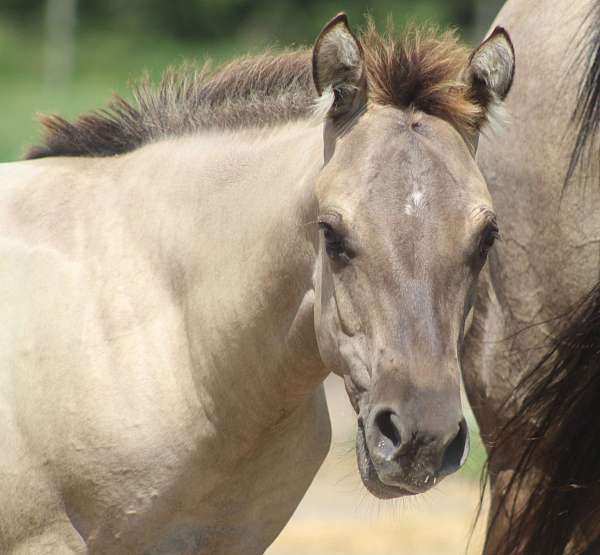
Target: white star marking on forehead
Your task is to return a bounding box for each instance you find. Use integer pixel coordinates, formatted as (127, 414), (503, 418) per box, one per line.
(404, 190), (425, 215)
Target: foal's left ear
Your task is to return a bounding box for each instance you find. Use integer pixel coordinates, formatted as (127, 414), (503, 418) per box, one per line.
(312, 13), (366, 118)
(465, 27), (515, 116)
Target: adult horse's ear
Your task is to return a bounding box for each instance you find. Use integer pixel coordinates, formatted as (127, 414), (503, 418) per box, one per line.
(312, 13), (366, 118)
(465, 27), (515, 117)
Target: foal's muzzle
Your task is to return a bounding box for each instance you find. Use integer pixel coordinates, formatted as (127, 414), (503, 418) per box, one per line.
(364, 404), (469, 493)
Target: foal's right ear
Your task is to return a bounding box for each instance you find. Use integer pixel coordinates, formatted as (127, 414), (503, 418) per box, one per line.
(312, 13), (366, 118)
(465, 27), (515, 115)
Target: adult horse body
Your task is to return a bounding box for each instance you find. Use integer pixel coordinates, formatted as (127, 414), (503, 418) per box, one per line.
(461, 0), (600, 552)
(0, 15), (514, 554)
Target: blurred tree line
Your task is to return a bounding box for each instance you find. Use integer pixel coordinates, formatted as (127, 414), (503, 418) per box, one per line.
(1, 0), (487, 45)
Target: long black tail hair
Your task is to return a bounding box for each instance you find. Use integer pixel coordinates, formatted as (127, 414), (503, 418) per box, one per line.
(483, 283), (600, 554)
(482, 1), (600, 552)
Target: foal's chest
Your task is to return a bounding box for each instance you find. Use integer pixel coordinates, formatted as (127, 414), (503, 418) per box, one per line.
(82, 387), (331, 555)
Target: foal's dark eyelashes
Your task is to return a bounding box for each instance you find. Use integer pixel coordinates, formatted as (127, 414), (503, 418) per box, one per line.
(318, 221), (337, 241)
(318, 222), (350, 261)
(480, 223), (500, 255)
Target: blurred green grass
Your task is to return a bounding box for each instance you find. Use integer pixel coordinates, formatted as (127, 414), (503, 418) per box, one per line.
(0, 19), (265, 161)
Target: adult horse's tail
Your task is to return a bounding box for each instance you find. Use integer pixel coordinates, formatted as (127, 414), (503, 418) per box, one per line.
(483, 1), (600, 553)
(484, 284), (600, 554)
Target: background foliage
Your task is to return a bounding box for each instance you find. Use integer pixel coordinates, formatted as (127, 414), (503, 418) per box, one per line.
(3, 0), (477, 42)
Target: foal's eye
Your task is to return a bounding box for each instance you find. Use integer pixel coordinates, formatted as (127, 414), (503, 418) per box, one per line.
(480, 224), (500, 256)
(319, 222), (346, 260)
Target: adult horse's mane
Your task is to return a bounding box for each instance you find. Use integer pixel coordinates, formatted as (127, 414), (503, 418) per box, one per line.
(481, 3), (600, 553)
(26, 21), (486, 160)
(566, 0), (600, 185)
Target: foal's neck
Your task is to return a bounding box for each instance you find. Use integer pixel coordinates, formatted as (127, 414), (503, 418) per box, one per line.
(127, 123), (328, 434)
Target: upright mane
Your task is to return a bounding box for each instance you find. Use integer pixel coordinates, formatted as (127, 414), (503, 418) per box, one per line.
(26, 21), (482, 159)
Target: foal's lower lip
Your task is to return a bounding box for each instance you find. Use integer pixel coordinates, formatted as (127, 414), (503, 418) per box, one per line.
(379, 476), (427, 495)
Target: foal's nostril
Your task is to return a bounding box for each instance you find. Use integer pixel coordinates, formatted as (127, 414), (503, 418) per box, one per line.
(374, 410), (402, 448)
(439, 419), (469, 477)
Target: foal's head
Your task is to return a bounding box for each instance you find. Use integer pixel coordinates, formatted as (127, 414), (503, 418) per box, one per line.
(312, 15), (514, 497)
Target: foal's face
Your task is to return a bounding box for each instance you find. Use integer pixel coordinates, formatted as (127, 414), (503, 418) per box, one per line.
(314, 107), (496, 496)
(310, 14), (514, 498)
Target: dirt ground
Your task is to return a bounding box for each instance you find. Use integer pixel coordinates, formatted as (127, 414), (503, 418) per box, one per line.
(267, 377), (488, 555)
